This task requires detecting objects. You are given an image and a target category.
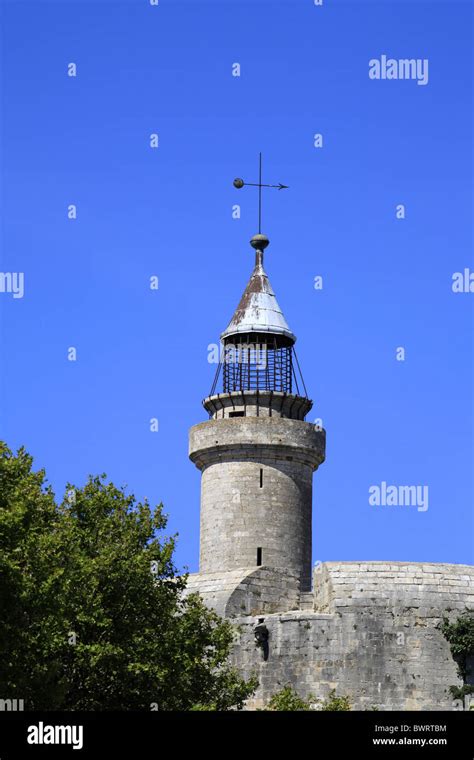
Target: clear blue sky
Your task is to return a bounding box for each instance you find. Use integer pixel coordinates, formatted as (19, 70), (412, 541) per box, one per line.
(0, 0), (472, 572)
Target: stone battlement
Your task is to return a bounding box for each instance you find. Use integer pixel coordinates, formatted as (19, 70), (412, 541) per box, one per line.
(313, 561), (474, 614)
(184, 566), (300, 618)
(185, 561), (474, 619)
(185, 560), (473, 710)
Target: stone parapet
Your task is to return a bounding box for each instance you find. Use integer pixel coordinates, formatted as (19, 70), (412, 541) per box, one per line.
(313, 561), (474, 615)
(189, 416), (325, 471)
(183, 566), (300, 618)
(202, 391), (313, 420)
(225, 561), (474, 710)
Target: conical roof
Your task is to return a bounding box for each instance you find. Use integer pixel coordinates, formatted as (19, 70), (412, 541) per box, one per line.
(221, 235), (296, 343)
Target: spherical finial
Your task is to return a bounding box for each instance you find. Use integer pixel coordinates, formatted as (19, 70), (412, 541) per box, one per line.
(250, 233), (270, 250)
(233, 178), (245, 189)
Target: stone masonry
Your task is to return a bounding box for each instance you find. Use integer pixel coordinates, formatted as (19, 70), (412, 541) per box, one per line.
(227, 561), (474, 710)
(185, 560), (474, 710)
(185, 232), (473, 710)
(189, 412), (325, 591)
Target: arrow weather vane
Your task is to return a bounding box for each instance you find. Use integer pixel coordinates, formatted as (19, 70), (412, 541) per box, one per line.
(233, 152), (288, 234)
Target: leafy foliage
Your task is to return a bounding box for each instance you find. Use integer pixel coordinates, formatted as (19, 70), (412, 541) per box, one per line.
(318, 689), (351, 711)
(449, 685), (474, 700)
(440, 614), (474, 681)
(265, 685), (313, 711)
(265, 685), (351, 711)
(0, 443), (257, 710)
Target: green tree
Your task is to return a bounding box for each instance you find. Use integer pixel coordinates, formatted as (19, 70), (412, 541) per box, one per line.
(264, 686), (351, 711)
(440, 614), (474, 681)
(265, 685), (313, 711)
(0, 443), (257, 710)
(440, 613), (474, 705)
(319, 689), (351, 711)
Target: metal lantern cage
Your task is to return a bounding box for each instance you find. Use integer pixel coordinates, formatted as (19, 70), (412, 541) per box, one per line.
(209, 332), (308, 398)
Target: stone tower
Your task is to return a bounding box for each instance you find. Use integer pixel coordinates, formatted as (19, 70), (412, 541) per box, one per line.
(189, 232), (325, 598)
(184, 234), (473, 713)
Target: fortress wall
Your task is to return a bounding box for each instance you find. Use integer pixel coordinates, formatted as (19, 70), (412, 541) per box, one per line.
(227, 562), (474, 710)
(183, 566), (300, 618)
(313, 561), (473, 614)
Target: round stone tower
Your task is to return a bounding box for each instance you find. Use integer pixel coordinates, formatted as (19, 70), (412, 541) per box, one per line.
(189, 233), (325, 592)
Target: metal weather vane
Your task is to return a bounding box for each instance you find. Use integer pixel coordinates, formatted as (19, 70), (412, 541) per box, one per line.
(233, 152), (288, 234)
